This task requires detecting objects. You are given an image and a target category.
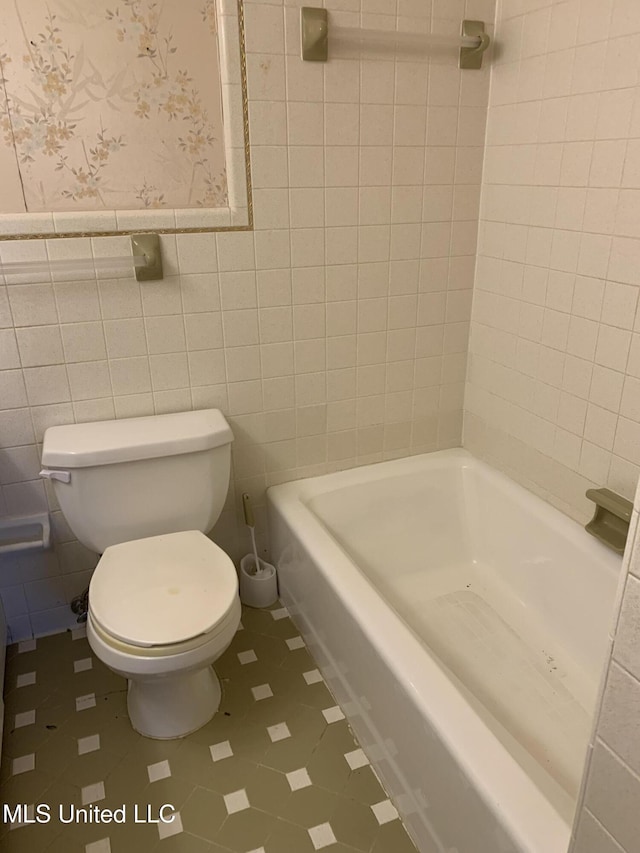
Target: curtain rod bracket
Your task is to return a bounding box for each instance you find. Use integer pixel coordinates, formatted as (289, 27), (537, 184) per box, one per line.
(460, 20), (490, 70)
(131, 233), (163, 281)
(301, 7), (328, 62)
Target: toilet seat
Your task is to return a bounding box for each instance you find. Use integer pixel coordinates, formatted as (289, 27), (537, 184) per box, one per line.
(89, 530), (238, 649)
(88, 596), (241, 658)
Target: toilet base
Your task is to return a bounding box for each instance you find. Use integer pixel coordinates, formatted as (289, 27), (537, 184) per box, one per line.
(127, 665), (222, 739)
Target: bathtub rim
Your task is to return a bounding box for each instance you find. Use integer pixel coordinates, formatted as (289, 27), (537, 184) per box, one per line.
(267, 448), (619, 853)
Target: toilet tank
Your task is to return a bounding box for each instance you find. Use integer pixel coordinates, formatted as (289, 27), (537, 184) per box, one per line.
(41, 410), (233, 554)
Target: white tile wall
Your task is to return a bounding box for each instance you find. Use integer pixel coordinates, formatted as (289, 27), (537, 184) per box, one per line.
(465, 4), (640, 852)
(571, 503), (640, 853)
(0, 0), (494, 640)
(465, 0), (640, 523)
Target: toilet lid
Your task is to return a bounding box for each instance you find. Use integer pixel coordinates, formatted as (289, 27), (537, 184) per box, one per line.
(89, 531), (238, 648)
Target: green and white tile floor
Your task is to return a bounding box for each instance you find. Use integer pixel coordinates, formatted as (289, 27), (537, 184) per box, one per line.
(0, 603), (419, 853)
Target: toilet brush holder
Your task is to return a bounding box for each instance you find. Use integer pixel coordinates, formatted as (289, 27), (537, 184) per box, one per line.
(239, 554), (278, 608)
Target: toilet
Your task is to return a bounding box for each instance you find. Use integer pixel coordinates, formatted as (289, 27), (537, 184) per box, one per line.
(40, 409), (241, 739)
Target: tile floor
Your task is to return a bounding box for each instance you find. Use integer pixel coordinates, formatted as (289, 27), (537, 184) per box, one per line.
(0, 602), (418, 853)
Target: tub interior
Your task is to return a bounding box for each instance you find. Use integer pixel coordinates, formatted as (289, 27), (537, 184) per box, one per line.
(306, 459), (619, 817)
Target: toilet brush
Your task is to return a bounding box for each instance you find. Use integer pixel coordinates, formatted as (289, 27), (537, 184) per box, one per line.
(242, 492), (263, 576)
(239, 494), (278, 607)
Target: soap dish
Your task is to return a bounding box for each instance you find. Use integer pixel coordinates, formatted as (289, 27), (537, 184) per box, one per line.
(0, 513), (51, 555)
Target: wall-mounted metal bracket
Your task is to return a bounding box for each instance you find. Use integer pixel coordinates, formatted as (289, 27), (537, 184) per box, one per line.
(131, 233), (163, 281)
(301, 7), (328, 62)
(585, 488), (633, 554)
(460, 20), (490, 70)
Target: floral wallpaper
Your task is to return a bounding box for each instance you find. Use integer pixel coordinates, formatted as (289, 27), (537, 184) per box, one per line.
(0, 0), (228, 214)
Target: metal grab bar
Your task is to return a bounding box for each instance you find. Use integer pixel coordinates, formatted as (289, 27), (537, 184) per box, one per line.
(301, 8), (491, 69)
(0, 233), (163, 281)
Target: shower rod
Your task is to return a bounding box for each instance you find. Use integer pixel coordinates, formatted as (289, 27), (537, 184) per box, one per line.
(301, 8), (491, 69)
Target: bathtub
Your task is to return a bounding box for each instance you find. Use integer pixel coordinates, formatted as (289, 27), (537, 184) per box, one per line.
(267, 449), (621, 853)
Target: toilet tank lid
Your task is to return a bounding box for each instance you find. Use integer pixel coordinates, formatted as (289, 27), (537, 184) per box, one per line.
(41, 409), (233, 468)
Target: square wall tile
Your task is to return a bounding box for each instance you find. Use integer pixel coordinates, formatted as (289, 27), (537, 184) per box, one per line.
(584, 741), (640, 853)
(16, 326), (64, 367)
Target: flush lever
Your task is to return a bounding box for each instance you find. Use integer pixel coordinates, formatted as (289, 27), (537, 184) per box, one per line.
(39, 469), (71, 484)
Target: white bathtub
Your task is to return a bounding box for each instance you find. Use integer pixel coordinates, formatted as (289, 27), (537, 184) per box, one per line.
(267, 449), (622, 853)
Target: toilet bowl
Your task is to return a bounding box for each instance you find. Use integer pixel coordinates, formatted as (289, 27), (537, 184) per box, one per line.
(40, 408), (241, 739)
(86, 530), (241, 739)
